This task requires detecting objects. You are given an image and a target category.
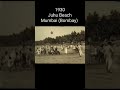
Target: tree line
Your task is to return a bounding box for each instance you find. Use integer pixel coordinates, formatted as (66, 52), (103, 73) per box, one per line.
(86, 10), (120, 44)
(36, 30), (85, 45)
(0, 26), (34, 46)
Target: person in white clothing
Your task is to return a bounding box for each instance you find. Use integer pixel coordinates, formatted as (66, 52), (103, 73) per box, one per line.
(36, 47), (41, 55)
(103, 42), (113, 73)
(64, 46), (68, 54)
(77, 44), (83, 57)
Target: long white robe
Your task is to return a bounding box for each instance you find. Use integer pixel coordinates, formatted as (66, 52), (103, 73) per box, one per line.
(64, 47), (68, 54)
(103, 45), (113, 71)
(78, 45), (83, 56)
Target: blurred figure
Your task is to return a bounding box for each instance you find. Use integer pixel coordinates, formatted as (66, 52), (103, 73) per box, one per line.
(103, 42), (113, 73)
(36, 47), (41, 55)
(60, 45), (64, 50)
(64, 46), (68, 54)
(97, 44), (105, 64)
(77, 44), (83, 57)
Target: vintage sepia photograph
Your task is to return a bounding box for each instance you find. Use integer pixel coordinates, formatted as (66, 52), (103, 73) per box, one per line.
(85, 1), (120, 89)
(0, 1), (35, 88)
(35, 26), (85, 64)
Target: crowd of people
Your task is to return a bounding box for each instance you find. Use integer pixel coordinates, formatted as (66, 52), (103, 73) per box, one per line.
(36, 43), (85, 57)
(0, 46), (34, 72)
(86, 41), (119, 73)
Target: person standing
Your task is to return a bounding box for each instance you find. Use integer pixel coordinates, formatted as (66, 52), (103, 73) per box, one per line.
(77, 44), (83, 57)
(103, 42), (113, 73)
(64, 46), (68, 54)
(36, 47), (41, 55)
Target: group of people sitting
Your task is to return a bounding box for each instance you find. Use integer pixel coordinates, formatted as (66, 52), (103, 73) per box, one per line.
(0, 46), (34, 72)
(36, 45), (60, 55)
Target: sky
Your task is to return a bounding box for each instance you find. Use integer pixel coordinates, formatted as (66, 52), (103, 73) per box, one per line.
(0, 1), (35, 35)
(35, 26), (85, 41)
(85, 1), (120, 19)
